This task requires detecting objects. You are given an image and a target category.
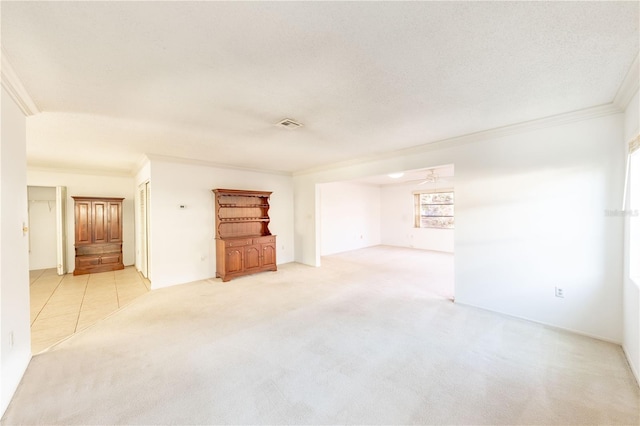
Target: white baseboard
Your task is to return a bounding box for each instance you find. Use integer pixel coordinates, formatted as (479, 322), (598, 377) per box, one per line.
(622, 344), (640, 388)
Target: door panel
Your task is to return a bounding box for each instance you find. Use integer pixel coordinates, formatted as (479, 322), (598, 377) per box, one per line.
(100, 254), (121, 265)
(262, 243), (276, 267)
(226, 248), (243, 274)
(244, 245), (261, 270)
(107, 202), (122, 242)
(77, 256), (100, 267)
(92, 201), (107, 243)
(75, 201), (91, 244)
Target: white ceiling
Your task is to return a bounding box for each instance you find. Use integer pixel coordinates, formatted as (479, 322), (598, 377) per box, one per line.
(2, 1), (638, 174)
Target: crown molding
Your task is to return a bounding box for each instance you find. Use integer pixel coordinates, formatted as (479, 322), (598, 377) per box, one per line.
(144, 153), (293, 177)
(134, 154), (151, 173)
(613, 53), (639, 111)
(294, 103), (622, 177)
(27, 162), (135, 178)
(1, 48), (40, 116)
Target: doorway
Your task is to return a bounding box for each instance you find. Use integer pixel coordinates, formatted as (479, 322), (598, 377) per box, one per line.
(316, 165), (455, 300)
(28, 186), (150, 353)
(27, 186), (67, 275)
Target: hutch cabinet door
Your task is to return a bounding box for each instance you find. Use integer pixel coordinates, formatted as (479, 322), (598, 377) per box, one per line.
(261, 243), (277, 267)
(107, 201), (123, 242)
(225, 248), (244, 275)
(92, 201), (108, 243)
(244, 245), (261, 271)
(75, 201), (92, 244)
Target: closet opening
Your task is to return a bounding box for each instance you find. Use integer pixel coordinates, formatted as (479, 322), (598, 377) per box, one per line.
(27, 186), (67, 276)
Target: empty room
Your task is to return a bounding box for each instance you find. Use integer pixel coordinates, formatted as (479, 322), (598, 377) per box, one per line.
(1, 1), (639, 424)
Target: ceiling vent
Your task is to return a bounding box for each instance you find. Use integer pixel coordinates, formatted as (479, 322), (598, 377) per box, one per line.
(276, 118), (303, 129)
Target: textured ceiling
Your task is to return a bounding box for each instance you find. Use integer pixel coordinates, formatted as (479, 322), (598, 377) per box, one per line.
(350, 165), (455, 187)
(2, 1), (638, 174)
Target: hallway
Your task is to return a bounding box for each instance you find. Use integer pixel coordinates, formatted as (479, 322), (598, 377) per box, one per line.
(29, 267), (150, 353)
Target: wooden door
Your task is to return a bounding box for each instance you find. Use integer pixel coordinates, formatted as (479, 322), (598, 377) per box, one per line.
(75, 200), (92, 244)
(107, 201), (122, 242)
(261, 243), (276, 267)
(225, 248), (243, 274)
(92, 201), (108, 243)
(244, 245), (261, 271)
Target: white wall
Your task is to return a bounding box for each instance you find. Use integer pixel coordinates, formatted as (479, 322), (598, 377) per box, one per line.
(381, 181), (455, 253)
(454, 116), (624, 343)
(294, 177), (319, 266)
(27, 186), (57, 270)
(148, 159), (294, 289)
(26, 169), (135, 272)
(319, 182), (381, 255)
(623, 89), (640, 384)
(294, 111), (625, 343)
(0, 87), (31, 416)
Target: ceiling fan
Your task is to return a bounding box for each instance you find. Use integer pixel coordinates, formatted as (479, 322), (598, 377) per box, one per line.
(417, 169), (439, 185)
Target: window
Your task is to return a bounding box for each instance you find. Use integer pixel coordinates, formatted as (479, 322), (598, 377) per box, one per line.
(414, 191), (454, 229)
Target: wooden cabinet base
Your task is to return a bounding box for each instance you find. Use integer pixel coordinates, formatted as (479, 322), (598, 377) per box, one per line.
(215, 264), (277, 282)
(73, 243), (124, 275)
(73, 261), (124, 275)
(216, 236), (277, 282)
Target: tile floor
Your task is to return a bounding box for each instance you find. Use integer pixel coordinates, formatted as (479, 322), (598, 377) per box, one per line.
(29, 267), (150, 354)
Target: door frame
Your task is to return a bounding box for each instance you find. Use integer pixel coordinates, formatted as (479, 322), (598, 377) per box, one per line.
(137, 181), (150, 278)
(55, 186), (67, 275)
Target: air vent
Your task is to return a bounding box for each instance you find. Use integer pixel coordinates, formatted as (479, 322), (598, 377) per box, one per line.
(276, 118), (303, 129)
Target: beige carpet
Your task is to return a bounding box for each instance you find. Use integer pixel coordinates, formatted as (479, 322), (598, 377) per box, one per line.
(2, 246), (638, 425)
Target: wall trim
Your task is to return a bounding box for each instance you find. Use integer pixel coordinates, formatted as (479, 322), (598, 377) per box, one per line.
(455, 300), (622, 346)
(27, 163), (134, 178)
(622, 344), (640, 388)
(614, 53), (639, 111)
(294, 103), (622, 177)
(1, 49), (39, 116)
(134, 154), (151, 176)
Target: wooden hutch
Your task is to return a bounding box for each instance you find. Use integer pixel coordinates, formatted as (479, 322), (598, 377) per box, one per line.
(213, 189), (276, 282)
(72, 196), (124, 275)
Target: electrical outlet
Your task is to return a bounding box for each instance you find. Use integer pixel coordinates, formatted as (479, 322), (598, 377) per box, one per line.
(555, 287), (564, 298)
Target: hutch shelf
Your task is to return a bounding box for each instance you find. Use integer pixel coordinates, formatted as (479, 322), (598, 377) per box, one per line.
(213, 189), (277, 282)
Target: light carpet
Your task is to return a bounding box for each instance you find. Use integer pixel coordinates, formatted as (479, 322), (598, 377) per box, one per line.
(2, 246), (638, 425)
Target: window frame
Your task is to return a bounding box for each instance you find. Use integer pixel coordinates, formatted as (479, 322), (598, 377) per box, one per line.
(413, 190), (455, 229)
